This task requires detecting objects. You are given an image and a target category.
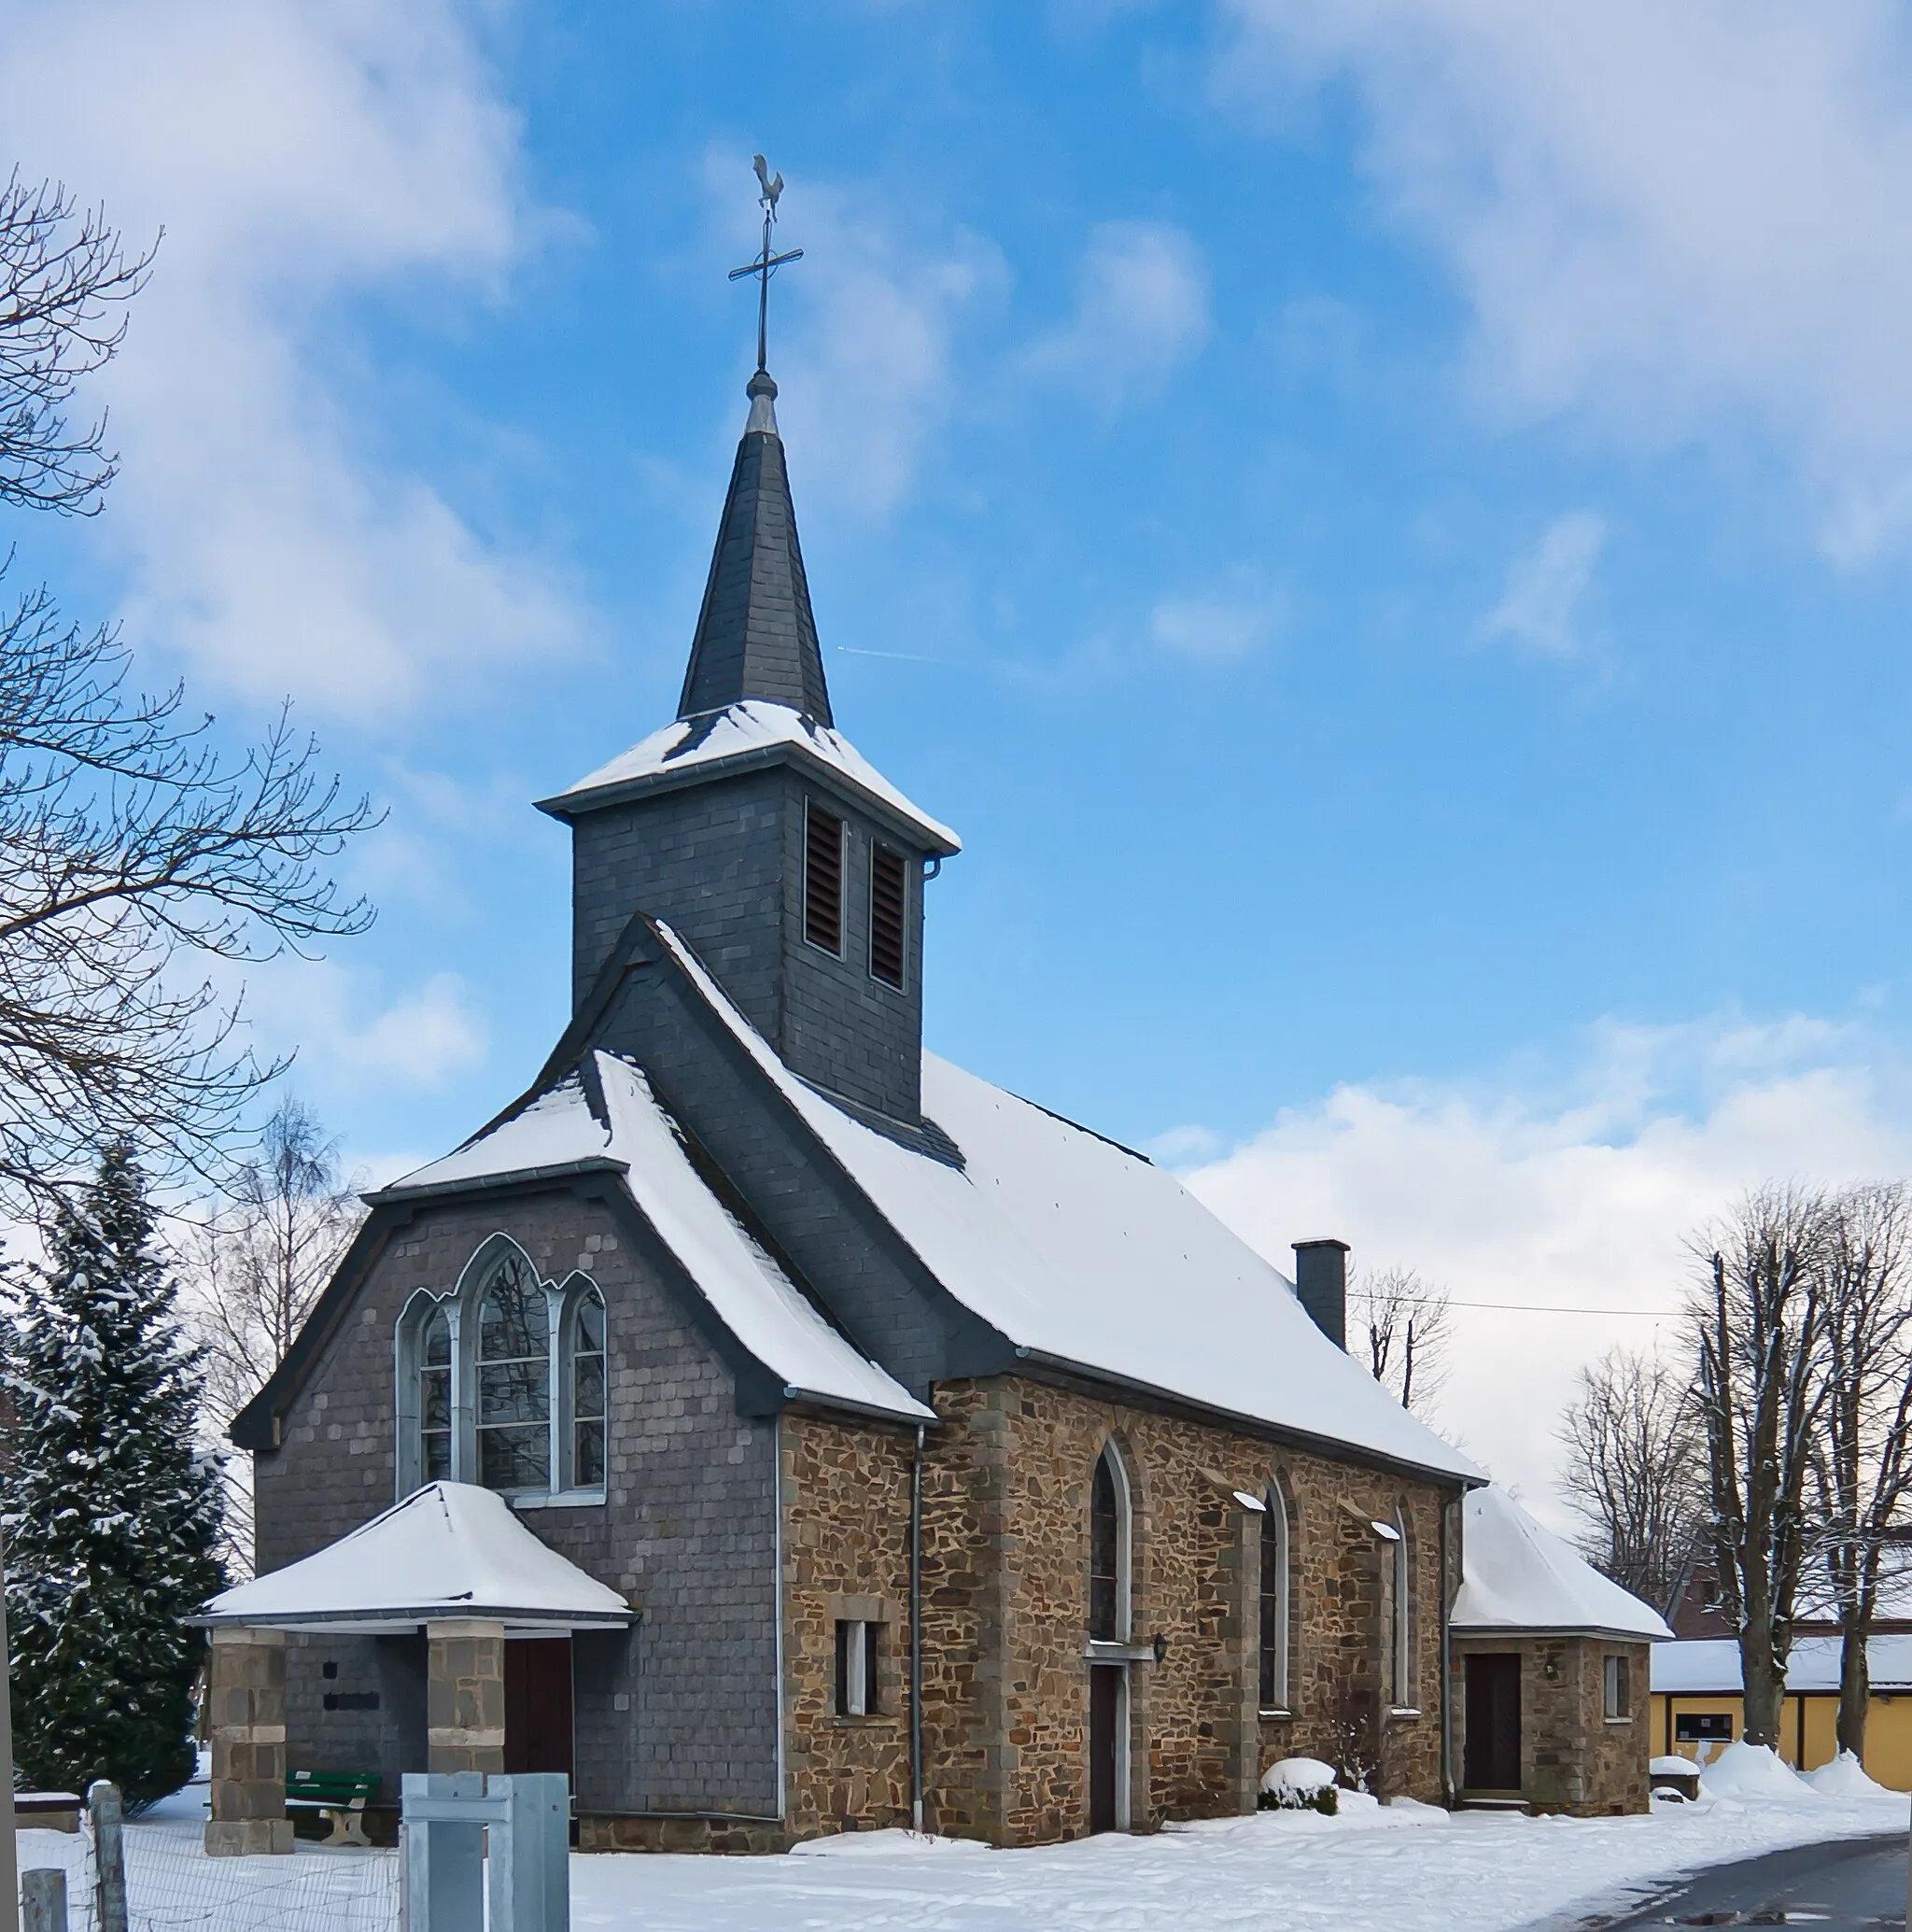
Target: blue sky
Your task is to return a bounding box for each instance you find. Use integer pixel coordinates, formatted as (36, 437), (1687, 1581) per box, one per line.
(9, 0), (1912, 1500)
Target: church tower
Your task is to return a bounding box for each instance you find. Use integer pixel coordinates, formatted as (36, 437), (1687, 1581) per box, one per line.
(537, 363), (959, 1127)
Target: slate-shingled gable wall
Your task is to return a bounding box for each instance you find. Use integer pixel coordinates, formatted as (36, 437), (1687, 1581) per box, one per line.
(250, 1190), (780, 1819)
(572, 768), (926, 1124)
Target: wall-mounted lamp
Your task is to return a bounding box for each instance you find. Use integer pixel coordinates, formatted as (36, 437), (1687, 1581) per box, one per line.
(1152, 1632), (1169, 1665)
(1542, 1658), (1560, 1682)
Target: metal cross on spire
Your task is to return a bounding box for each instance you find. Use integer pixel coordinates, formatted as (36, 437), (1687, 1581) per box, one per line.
(728, 154), (804, 374)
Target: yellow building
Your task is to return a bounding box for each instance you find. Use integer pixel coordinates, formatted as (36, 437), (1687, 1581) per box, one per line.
(1651, 1635), (1912, 1789)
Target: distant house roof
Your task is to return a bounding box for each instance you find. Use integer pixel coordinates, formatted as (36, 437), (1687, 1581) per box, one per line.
(535, 698), (961, 855)
(201, 1483), (636, 1633)
(1453, 1487), (1672, 1640)
(383, 1051), (935, 1426)
(1652, 1634), (1912, 1696)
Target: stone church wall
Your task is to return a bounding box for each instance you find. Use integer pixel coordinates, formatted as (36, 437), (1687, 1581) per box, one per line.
(781, 1373), (1460, 1849)
(250, 1189), (781, 1824)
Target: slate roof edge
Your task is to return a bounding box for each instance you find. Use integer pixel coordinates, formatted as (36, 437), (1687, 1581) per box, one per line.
(365, 1155), (631, 1205)
(533, 735), (963, 856)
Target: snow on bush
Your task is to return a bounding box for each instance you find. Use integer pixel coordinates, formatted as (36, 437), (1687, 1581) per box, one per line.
(1806, 1751), (1891, 1798)
(1698, 1742), (1810, 1799)
(1259, 1756), (1339, 1814)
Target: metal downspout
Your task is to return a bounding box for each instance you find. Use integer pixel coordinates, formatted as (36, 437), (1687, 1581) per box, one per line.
(910, 1418), (925, 1832)
(774, 1414), (787, 1824)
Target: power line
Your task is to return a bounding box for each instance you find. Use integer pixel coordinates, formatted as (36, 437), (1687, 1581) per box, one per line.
(1446, 1299), (1676, 1316)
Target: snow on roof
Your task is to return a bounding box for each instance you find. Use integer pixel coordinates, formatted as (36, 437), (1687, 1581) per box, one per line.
(202, 1482), (635, 1632)
(1452, 1488), (1671, 1639)
(386, 1054), (933, 1424)
(656, 924), (1483, 1483)
(538, 699), (961, 853)
(1652, 1633), (1912, 1695)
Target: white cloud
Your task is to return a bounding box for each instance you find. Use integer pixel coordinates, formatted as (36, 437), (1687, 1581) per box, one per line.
(1483, 511), (1606, 656)
(0, 0), (579, 716)
(1027, 219), (1211, 402)
(705, 155), (1006, 520)
(1174, 1012), (1912, 1528)
(1150, 584), (1284, 662)
(1219, 0), (1912, 557)
(244, 958), (490, 1094)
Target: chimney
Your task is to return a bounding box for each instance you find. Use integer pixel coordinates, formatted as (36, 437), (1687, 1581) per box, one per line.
(1293, 1239), (1350, 1350)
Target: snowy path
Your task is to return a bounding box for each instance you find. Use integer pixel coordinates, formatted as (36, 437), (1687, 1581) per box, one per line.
(13, 1779), (1908, 1932)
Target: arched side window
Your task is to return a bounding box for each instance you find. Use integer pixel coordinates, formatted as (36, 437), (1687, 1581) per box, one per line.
(564, 1285), (607, 1491)
(1258, 1480), (1291, 1712)
(420, 1306), (454, 1483)
(1390, 1504), (1413, 1709)
(476, 1250), (553, 1495)
(1089, 1443), (1132, 1642)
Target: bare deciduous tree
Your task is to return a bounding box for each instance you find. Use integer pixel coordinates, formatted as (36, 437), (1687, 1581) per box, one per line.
(1557, 1346), (1706, 1616)
(0, 173), (154, 515)
(1350, 1266), (1452, 1415)
(0, 179), (376, 1211)
(1811, 1181), (1912, 1757)
(1689, 1185), (1836, 1747)
(183, 1098), (366, 1569)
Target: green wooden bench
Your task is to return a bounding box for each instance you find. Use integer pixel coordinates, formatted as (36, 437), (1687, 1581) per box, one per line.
(285, 1770), (380, 1847)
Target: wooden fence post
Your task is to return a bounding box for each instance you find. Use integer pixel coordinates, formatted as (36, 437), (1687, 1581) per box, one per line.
(86, 1782), (126, 1932)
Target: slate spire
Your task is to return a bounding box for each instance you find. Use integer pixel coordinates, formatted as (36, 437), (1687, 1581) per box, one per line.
(675, 370), (833, 727)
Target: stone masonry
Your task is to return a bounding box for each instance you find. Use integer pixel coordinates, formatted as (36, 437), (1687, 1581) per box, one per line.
(204, 1627), (293, 1857)
(782, 1374), (1464, 1849)
(427, 1620), (507, 1774)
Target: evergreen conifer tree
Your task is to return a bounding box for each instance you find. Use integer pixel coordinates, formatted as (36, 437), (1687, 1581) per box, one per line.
(4, 1142), (225, 1801)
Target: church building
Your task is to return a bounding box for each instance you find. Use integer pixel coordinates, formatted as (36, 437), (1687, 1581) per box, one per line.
(204, 326), (1654, 1849)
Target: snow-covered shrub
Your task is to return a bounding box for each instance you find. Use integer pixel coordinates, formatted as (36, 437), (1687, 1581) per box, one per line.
(1258, 1756), (1340, 1814)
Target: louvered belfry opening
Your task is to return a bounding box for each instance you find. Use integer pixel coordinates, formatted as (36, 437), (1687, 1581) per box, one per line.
(804, 800), (844, 954)
(869, 844), (907, 988)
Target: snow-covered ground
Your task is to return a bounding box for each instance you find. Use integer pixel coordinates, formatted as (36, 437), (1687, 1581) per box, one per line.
(15, 1757), (1907, 1932)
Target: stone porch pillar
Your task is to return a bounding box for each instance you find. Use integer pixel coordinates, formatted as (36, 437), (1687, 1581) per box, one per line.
(427, 1618), (507, 1774)
(204, 1626), (293, 1855)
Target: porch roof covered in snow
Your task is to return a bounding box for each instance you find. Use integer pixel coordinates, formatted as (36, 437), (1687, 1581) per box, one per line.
(1453, 1487), (1673, 1642)
(199, 1483), (636, 1635)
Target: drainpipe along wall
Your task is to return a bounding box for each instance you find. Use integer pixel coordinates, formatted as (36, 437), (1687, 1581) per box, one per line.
(910, 1417), (925, 1832)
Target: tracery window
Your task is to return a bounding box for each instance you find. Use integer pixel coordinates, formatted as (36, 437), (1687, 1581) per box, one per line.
(397, 1238), (608, 1504)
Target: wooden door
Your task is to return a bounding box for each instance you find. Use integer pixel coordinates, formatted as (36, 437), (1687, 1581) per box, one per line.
(504, 1637), (575, 1780)
(1463, 1653), (1522, 1792)
(1088, 1665), (1121, 1833)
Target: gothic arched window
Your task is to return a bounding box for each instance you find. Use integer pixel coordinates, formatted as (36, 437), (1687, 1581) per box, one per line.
(1258, 1480), (1291, 1712)
(420, 1305), (453, 1483)
(1389, 1505), (1413, 1709)
(1089, 1444), (1132, 1642)
(476, 1253), (552, 1494)
(567, 1287), (607, 1490)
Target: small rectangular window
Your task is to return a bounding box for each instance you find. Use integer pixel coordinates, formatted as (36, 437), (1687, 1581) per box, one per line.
(1603, 1654), (1631, 1721)
(869, 845), (907, 988)
(1674, 1712), (1732, 1743)
(835, 1619), (880, 1717)
(804, 802), (844, 955)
